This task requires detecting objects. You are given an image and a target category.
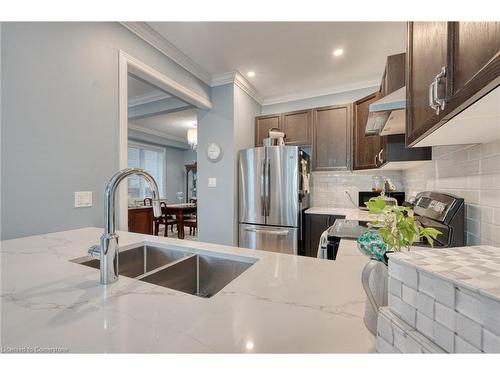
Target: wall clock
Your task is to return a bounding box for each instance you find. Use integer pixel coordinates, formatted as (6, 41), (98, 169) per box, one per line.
(206, 142), (222, 163)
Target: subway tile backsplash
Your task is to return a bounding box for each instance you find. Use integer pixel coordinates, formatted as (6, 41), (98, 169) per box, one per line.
(311, 139), (500, 247)
(311, 170), (405, 208)
(403, 140), (500, 247)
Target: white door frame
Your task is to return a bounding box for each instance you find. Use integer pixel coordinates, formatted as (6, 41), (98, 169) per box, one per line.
(118, 50), (212, 230)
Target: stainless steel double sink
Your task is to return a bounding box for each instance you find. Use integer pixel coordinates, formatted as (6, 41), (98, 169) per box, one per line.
(72, 244), (257, 298)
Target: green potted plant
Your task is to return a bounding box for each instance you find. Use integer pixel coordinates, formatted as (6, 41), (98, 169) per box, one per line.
(363, 198), (442, 255)
(357, 198), (441, 334)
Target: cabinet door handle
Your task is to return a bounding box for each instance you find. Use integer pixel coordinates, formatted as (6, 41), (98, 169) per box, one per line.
(378, 150), (384, 165)
(374, 154), (379, 167)
(434, 66), (447, 114)
(429, 66), (447, 115)
(429, 79), (437, 111)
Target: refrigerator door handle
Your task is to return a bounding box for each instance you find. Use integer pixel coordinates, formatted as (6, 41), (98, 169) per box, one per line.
(266, 158), (271, 216)
(260, 158), (266, 217)
(244, 227), (289, 236)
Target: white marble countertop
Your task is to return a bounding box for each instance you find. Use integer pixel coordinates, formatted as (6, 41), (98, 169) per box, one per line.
(305, 207), (380, 222)
(1, 227), (375, 353)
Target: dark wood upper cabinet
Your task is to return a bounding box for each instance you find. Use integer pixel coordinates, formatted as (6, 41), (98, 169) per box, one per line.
(255, 110), (311, 146)
(449, 22), (500, 97)
(406, 21), (500, 147)
(406, 22), (449, 146)
(312, 104), (352, 171)
(353, 92), (385, 170)
(255, 114), (281, 146)
(281, 109), (312, 145)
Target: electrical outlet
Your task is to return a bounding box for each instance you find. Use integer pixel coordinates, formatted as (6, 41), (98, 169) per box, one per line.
(74, 191), (92, 208)
(208, 177), (217, 188)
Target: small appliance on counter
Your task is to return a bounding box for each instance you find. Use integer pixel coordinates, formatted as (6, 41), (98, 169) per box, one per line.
(321, 191), (465, 261)
(359, 191), (406, 207)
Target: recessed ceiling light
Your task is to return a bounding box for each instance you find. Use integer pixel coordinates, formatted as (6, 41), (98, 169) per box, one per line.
(333, 49), (344, 57)
(246, 71), (255, 78)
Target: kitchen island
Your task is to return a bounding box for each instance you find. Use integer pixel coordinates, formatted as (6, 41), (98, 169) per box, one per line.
(1, 227), (375, 353)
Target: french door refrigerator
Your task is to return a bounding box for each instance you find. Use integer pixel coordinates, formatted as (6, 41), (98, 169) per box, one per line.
(238, 145), (309, 255)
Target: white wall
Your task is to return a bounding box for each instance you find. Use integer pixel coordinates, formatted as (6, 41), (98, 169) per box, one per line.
(1, 22), (210, 240)
(404, 140), (500, 247)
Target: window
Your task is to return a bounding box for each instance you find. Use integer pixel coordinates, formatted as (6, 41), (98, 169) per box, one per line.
(128, 141), (166, 200)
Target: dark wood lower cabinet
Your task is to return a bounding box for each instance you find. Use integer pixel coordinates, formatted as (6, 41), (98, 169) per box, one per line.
(128, 207), (153, 235)
(303, 214), (343, 258)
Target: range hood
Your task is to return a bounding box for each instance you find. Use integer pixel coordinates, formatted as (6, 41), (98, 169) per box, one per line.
(365, 87), (406, 136)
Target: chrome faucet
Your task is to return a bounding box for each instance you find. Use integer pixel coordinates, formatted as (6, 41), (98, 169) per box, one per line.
(89, 168), (162, 285)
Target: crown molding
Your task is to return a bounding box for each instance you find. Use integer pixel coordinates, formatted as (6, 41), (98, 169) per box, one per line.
(261, 80), (381, 106)
(211, 71), (263, 104)
(121, 22), (382, 109)
(128, 91), (171, 107)
(121, 22), (212, 85)
(128, 123), (190, 146)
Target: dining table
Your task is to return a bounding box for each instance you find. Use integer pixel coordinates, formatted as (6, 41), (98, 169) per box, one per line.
(162, 203), (197, 239)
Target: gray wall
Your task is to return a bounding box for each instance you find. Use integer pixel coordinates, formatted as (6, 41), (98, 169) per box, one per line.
(165, 146), (189, 203)
(260, 86), (378, 114)
(1, 22), (209, 240)
(197, 84), (260, 246)
(197, 84), (236, 245)
(184, 149), (196, 165)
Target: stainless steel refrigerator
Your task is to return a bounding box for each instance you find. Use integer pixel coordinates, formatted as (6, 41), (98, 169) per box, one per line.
(238, 145), (310, 255)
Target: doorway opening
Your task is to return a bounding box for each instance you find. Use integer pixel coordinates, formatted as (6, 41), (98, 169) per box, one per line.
(118, 51), (211, 240)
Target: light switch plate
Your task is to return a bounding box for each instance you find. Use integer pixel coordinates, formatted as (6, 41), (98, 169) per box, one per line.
(74, 191), (92, 208)
(208, 177), (217, 188)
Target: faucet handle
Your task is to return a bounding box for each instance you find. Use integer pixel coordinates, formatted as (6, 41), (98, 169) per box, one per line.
(88, 245), (101, 258)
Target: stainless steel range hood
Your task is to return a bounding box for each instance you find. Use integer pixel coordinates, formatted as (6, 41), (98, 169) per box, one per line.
(365, 87), (406, 136)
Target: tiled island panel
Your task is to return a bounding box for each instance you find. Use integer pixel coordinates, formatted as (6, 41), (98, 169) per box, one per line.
(377, 307), (445, 353)
(377, 246), (500, 353)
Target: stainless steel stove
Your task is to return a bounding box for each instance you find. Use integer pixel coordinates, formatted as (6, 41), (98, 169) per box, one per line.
(323, 191), (465, 260)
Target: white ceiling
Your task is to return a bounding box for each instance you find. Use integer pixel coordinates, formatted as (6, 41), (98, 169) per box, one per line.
(128, 74), (170, 106)
(147, 22), (407, 102)
(128, 75), (159, 98)
(129, 108), (197, 143)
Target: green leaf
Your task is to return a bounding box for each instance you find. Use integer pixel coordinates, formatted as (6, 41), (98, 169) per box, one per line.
(420, 227), (443, 247)
(366, 198), (386, 214)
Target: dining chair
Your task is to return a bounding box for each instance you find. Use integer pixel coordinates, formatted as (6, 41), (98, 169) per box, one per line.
(183, 216), (197, 236)
(160, 202), (178, 236)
